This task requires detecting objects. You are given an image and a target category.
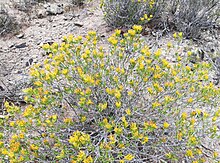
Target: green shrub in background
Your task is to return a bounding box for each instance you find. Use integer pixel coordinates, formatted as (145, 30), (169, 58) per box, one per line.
(101, 0), (219, 39)
(11, 0), (52, 12)
(167, 0), (220, 39)
(100, 0), (164, 28)
(0, 4), (18, 36)
(0, 26), (220, 162)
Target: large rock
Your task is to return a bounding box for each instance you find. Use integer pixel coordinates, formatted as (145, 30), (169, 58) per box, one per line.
(45, 3), (64, 15)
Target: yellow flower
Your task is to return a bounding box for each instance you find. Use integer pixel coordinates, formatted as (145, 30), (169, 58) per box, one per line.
(187, 51), (192, 56)
(115, 29), (121, 36)
(34, 81), (43, 87)
(103, 118), (108, 124)
(8, 151), (14, 158)
(173, 32), (177, 38)
(98, 102), (107, 111)
(10, 121), (15, 127)
(108, 37), (118, 46)
(30, 144), (39, 151)
(64, 118), (72, 124)
(114, 91), (121, 99)
(19, 133), (24, 139)
(17, 120), (26, 127)
(127, 91), (133, 96)
(154, 49), (162, 57)
(115, 101), (121, 108)
(125, 108), (131, 115)
(1, 148), (8, 155)
(142, 136), (149, 144)
(118, 143), (125, 149)
(87, 99), (93, 105)
(105, 123), (112, 130)
(62, 69), (69, 75)
(186, 66), (191, 71)
(186, 149), (194, 158)
(132, 25), (142, 33)
(128, 29), (136, 37)
(140, 17), (144, 21)
(182, 112), (187, 119)
(167, 42), (172, 48)
(124, 154), (134, 161)
(130, 58), (136, 64)
(187, 97), (193, 103)
(165, 153), (172, 159)
(88, 30), (96, 36)
(42, 43), (50, 50)
(130, 122), (138, 131)
(81, 116), (87, 122)
(68, 34), (74, 42)
(163, 122), (170, 129)
(56, 150), (65, 160)
(213, 151), (218, 158)
(196, 148), (202, 155)
(192, 161), (198, 163)
(77, 150), (86, 161)
(83, 155), (93, 163)
(178, 32), (183, 38)
(114, 127), (122, 135)
(147, 87), (153, 94)
(189, 136), (197, 145)
(152, 101), (161, 108)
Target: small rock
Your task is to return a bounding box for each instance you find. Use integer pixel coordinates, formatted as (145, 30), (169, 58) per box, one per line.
(8, 43), (15, 48)
(15, 42), (27, 49)
(39, 40), (54, 47)
(63, 13), (77, 21)
(74, 21), (83, 27)
(37, 9), (47, 19)
(16, 70), (22, 74)
(16, 33), (24, 39)
(100, 34), (105, 37)
(0, 85), (4, 91)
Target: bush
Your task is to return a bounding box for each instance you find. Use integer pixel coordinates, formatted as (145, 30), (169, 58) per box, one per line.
(101, 0), (219, 39)
(1, 26), (220, 162)
(100, 0), (163, 28)
(0, 4), (18, 36)
(166, 0), (220, 39)
(11, 0), (51, 12)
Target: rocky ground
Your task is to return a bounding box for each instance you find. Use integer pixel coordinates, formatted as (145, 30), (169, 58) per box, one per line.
(0, 0), (219, 103)
(0, 0), (108, 102)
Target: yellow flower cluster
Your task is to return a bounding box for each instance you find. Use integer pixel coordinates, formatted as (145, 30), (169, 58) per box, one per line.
(71, 151), (93, 163)
(69, 131), (91, 149)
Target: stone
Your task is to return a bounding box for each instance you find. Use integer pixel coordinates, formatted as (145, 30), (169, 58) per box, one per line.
(74, 21), (83, 27)
(15, 42), (27, 49)
(0, 85), (4, 91)
(46, 3), (64, 15)
(26, 58), (33, 67)
(8, 43), (15, 48)
(16, 33), (24, 39)
(37, 9), (47, 19)
(63, 13), (76, 21)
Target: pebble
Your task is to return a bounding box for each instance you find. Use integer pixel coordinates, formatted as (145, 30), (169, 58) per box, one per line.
(74, 21), (83, 27)
(15, 42), (27, 49)
(16, 33), (24, 39)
